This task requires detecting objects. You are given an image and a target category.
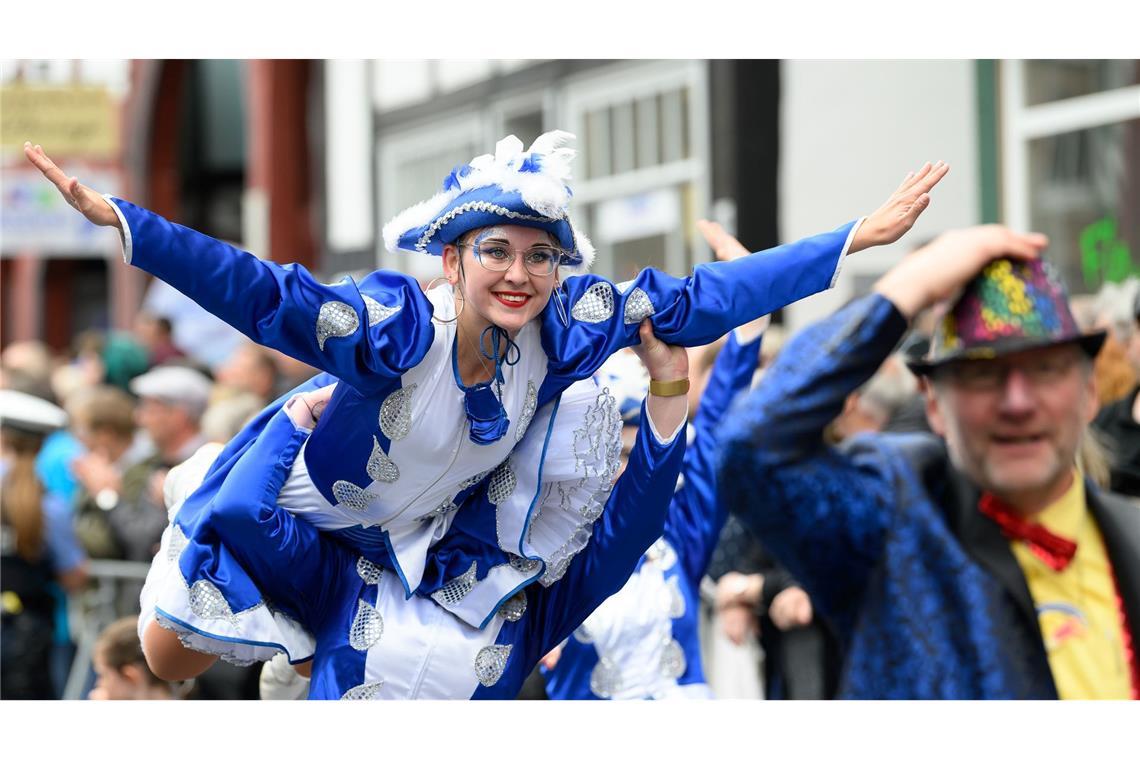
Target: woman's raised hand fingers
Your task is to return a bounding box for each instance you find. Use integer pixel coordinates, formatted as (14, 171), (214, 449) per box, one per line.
(913, 161), (950, 196)
(25, 142), (72, 193)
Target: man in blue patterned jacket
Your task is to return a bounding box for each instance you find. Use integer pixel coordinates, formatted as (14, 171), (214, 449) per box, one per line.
(719, 226), (1140, 699)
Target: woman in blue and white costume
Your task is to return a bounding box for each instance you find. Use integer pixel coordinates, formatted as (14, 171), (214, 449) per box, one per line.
(23, 138), (948, 667)
(151, 321), (689, 698)
(543, 224), (768, 699)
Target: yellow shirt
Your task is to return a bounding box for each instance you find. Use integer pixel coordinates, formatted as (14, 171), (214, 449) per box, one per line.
(1010, 474), (1133, 699)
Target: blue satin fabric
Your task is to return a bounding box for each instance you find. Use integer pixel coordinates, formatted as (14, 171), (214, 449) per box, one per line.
(544, 329), (763, 699)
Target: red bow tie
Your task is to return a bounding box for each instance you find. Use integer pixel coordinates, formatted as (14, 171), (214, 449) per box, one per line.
(978, 493), (1078, 572)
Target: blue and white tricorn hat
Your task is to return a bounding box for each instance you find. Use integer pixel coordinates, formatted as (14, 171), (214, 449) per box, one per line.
(382, 130), (596, 273)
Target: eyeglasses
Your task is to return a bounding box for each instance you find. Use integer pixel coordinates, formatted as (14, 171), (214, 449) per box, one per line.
(937, 351), (1081, 392)
(458, 242), (565, 277)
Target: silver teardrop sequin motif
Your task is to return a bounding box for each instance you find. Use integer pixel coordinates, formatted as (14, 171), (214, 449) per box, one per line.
(487, 461), (517, 506)
(474, 644), (512, 687)
(333, 480), (373, 513)
(659, 638), (687, 679)
(419, 496), (460, 523)
(361, 294), (401, 327)
(430, 561), (478, 607)
(623, 287), (656, 324)
(316, 301), (360, 351)
(497, 591), (527, 622)
(570, 282), (615, 323)
(459, 467), (494, 491)
(188, 580), (236, 625)
(589, 657), (623, 698)
(356, 557), (383, 585)
(349, 600), (384, 651)
(514, 381), (538, 443)
(379, 384), (415, 441)
(366, 437), (400, 484)
(341, 681), (384, 700)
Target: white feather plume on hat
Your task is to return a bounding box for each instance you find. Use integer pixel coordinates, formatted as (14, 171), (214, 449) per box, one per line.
(381, 130), (595, 273)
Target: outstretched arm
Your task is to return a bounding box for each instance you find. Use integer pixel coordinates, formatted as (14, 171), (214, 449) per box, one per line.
(543, 163), (949, 380)
(25, 143), (435, 394)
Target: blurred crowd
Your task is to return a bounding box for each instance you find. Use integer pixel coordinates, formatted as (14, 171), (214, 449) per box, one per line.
(3, 268), (1139, 700)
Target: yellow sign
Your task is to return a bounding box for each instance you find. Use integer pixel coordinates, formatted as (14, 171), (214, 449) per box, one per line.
(1, 84), (118, 159)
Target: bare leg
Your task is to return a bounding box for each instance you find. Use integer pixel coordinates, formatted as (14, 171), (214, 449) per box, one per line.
(141, 618), (219, 682)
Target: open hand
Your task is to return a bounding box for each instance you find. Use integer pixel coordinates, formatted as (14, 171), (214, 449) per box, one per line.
(873, 225), (1048, 319)
(851, 161), (950, 253)
(23, 142), (121, 229)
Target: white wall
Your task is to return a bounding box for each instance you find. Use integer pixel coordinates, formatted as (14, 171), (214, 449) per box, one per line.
(325, 60), (374, 252)
(779, 60), (981, 331)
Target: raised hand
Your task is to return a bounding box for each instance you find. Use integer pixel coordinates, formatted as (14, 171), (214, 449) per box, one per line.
(851, 161), (950, 253)
(23, 142), (121, 229)
(873, 225), (1049, 319)
(696, 219), (751, 263)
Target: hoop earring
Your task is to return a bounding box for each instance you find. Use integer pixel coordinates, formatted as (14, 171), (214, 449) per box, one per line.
(552, 279), (570, 328)
(426, 277), (464, 325)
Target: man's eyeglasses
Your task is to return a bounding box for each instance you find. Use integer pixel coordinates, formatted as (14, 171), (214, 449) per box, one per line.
(458, 242), (564, 277)
(937, 351), (1081, 392)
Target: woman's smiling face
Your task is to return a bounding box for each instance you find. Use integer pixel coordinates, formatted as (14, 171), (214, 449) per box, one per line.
(443, 225), (561, 336)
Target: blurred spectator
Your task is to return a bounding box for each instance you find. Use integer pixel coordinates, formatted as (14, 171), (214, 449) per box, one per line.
(1092, 289), (1140, 499)
(89, 616), (188, 700)
(105, 366), (211, 566)
(828, 353), (919, 441)
(0, 340), (54, 389)
(1, 390), (88, 699)
(133, 311), (186, 368)
(215, 341), (279, 404)
(271, 350), (319, 399)
(72, 329), (151, 393)
(201, 392), (264, 444)
(67, 385), (153, 560)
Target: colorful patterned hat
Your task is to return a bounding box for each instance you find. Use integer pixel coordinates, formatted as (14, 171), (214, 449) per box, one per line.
(907, 258), (1106, 376)
(381, 131), (595, 273)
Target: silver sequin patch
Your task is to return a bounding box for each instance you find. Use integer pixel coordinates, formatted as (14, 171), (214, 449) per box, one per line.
(349, 600), (384, 651)
(498, 591), (527, 622)
(514, 381), (538, 443)
(589, 657), (623, 698)
(623, 287), (656, 324)
(316, 301), (359, 351)
(487, 461), (517, 506)
(474, 644), (512, 687)
(430, 561), (478, 607)
(379, 384), (415, 441)
(333, 480), (373, 512)
(188, 580), (237, 626)
(366, 436), (400, 484)
(341, 681), (384, 700)
(665, 575), (686, 619)
(361, 294), (401, 327)
(659, 638), (687, 679)
(509, 554), (542, 574)
(570, 282), (615, 323)
(459, 467), (494, 491)
(356, 557), (383, 585)
(419, 496), (459, 523)
(167, 524), (189, 563)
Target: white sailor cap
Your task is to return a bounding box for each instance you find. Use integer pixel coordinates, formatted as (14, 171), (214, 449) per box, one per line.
(0, 389), (69, 434)
(129, 365), (212, 413)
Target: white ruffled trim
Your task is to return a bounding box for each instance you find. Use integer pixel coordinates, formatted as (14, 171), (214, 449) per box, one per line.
(103, 194), (133, 264)
(830, 216), (866, 290)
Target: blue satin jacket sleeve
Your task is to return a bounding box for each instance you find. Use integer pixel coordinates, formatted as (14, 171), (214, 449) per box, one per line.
(207, 409), (349, 630)
(668, 329), (763, 584)
(542, 221), (859, 384)
(529, 401), (687, 651)
(108, 198), (435, 395)
(716, 294), (909, 631)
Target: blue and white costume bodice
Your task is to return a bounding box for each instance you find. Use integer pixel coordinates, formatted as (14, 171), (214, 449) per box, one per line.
(544, 329), (762, 699)
(109, 197), (859, 661)
(142, 386), (686, 698)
